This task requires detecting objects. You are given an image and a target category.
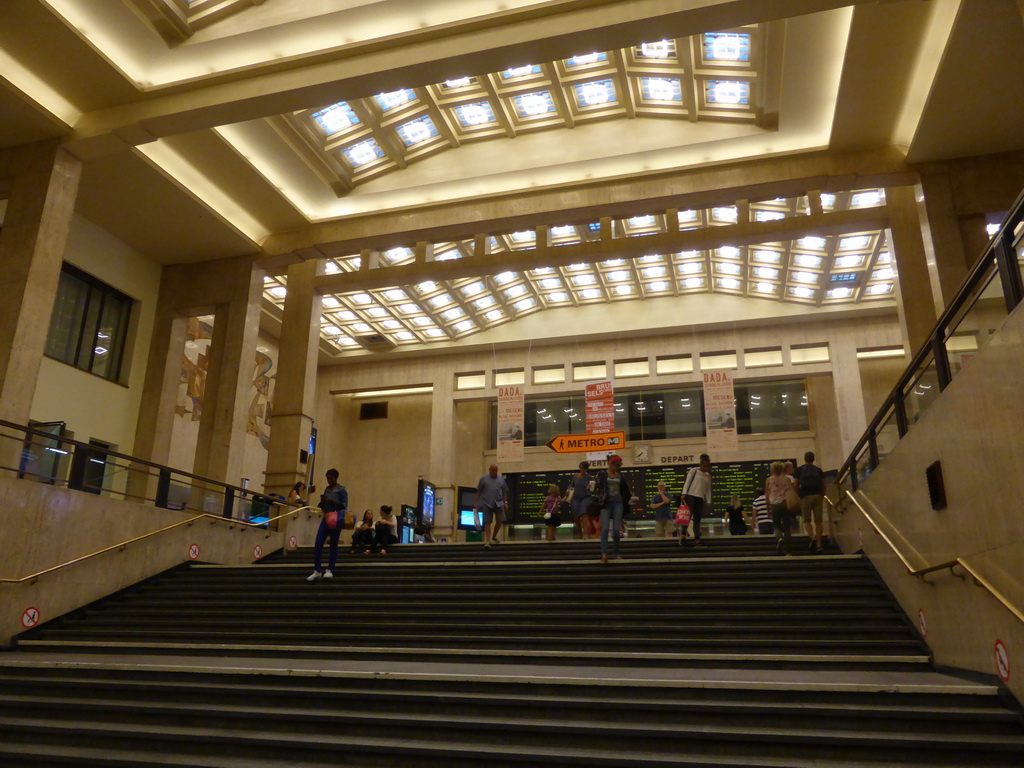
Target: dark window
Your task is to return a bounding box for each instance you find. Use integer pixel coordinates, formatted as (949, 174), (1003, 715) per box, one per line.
(44, 264), (132, 382)
(491, 380), (809, 447)
(359, 402), (389, 420)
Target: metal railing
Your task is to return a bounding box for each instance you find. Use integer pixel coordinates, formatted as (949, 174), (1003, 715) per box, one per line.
(838, 188), (1024, 489)
(0, 418), (292, 522)
(844, 491), (1024, 624)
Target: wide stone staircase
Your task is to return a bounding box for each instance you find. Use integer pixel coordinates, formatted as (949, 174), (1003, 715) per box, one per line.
(1, 537), (1022, 766)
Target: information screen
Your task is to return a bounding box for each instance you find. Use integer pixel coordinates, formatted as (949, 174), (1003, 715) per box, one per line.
(505, 459), (790, 521)
(417, 479), (435, 527)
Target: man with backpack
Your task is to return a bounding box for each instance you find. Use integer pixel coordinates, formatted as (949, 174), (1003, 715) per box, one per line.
(793, 451), (825, 552)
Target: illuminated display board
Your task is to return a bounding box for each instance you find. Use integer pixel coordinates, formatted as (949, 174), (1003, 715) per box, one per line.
(506, 459), (791, 522)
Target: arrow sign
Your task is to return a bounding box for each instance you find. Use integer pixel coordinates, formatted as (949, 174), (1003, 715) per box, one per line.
(546, 431), (626, 454)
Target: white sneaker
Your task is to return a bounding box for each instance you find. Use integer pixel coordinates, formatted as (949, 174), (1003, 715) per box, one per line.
(491, 538), (500, 545)
(484, 541), (491, 548)
(322, 569), (334, 579)
(306, 571), (322, 581)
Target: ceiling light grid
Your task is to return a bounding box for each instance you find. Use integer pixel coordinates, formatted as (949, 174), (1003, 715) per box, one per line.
(291, 27), (764, 192)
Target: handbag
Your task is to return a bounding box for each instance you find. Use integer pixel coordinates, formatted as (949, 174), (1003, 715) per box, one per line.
(586, 498), (602, 517)
(675, 505), (691, 526)
(324, 510), (340, 530)
(785, 485), (801, 512)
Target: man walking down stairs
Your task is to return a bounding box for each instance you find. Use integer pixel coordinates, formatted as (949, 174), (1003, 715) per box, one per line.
(1, 536), (1022, 766)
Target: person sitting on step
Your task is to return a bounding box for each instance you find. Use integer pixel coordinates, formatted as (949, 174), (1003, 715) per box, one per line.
(372, 505), (398, 554)
(352, 509), (376, 554)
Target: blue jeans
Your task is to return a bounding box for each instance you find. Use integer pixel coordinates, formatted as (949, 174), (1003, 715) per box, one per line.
(313, 518), (341, 571)
(599, 497), (624, 556)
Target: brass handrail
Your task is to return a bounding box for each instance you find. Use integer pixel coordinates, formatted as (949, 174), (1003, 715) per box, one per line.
(0, 505), (320, 585)
(0, 515), (204, 584)
(844, 490), (1024, 624)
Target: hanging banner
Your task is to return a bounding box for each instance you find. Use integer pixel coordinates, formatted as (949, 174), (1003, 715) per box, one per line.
(703, 370), (738, 452)
(497, 384), (524, 462)
(586, 380), (616, 462)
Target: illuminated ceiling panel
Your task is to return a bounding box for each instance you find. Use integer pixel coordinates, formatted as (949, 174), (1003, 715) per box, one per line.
(262, 189), (894, 351)
(283, 29), (763, 193)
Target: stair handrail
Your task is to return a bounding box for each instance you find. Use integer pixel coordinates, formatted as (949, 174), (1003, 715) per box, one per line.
(844, 491), (1024, 624)
(0, 505), (319, 585)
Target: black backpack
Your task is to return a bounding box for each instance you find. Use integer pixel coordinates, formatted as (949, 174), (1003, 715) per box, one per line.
(798, 465), (823, 494)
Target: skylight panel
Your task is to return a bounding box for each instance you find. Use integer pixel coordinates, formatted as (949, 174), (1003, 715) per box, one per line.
(712, 206), (738, 223)
(835, 255), (864, 268)
(375, 89), (417, 111)
(416, 281), (437, 293)
(454, 102), (496, 127)
(550, 225), (576, 237)
(383, 289), (407, 301)
(434, 250), (460, 261)
(715, 263), (741, 275)
(503, 64), (542, 79)
(679, 262), (702, 274)
(531, 266), (553, 275)
(636, 40), (676, 60)
(839, 235), (870, 250)
(442, 77), (476, 89)
(820, 193), (837, 210)
(851, 190), (884, 208)
(426, 328), (446, 337)
(566, 52), (607, 67)
(572, 274), (596, 286)
(312, 102), (360, 135)
(461, 281), (485, 296)
(514, 298), (536, 311)
(342, 139), (386, 168)
(396, 116), (439, 147)
(338, 337), (357, 346)
(754, 210), (785, 222)
(580, 288), (603, 299)
(506, 284), (528, 298)
(267, 286), (286, 299)
(629, 215), (656, 228)
(830, 273), (858, 283)
(614, 285), (634, 295)
(547, 292), (568, 302)
(798, 236), (826, 250)
(485, 309), (504, 321)
(474, 296), (496, 309)
(647, 281), (669, 292)
(867, 283), (893, 295)
(494, 271), (517, 284)
(366, 307), (388, 317)
(381, 320), (401, 329)
(322, 296), (341, 308)
(704, 33), (751, 62)
(395, 331), (415, 340)
(429, 294), (453, 307)
(352, 322), (372, 333)
(754, 267), (778, 279)
(384, 247), (413, 262)
(398, 303), (419, 314)
(790, 286), (814, 298)
(351, 293), (372, 304)
(794, 254), (822, 268)
(539, 278), (563, 289)
(643, 266), (667, 278)
(454, 320), (476, 332)
(337, 310), (356, 321)
(412, 316), (433, 325)
(706, 80), (750, 105)
(717, 245), (740, 258)
(607, 270), (630, 282)
(753, 250), (781, 263)
(442, 307), (464, 320)
(514, 91), (556, 117)
(717, 278), (741, 290)
(755, 282), (776, 294)
(574, 79), (616, 107)
(828, 287), (853, 299)
(641, 77), (682, 102)
(792, 272), (817, 284)
(683, 277), (704, 289)
(872, 268), (896, 280)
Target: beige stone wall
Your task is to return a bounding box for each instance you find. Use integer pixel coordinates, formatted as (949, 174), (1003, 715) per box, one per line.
(858, 356), (907, 419)
(0, 474), (321, 646)
(29, 214), (162, 455)
(834, 301), (1024, 703)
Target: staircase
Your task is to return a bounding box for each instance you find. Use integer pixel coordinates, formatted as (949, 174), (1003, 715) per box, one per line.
(1, 537), (1021, 766)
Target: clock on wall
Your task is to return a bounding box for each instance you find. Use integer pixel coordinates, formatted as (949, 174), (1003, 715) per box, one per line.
(634, 443), (651, 464)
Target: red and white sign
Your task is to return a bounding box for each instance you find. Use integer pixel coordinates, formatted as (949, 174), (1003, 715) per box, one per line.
(703, 370), (737, 452)
(188, 543), (200, 560)
(252, 544), (263, 560)
(288, 535), (298, 551)
(995, 639), (1011, 682)
(586, 380), (615, 461)
(917, 608), (927, 638)
(497, 384), (525, 462)
(21, 607), (40, 629)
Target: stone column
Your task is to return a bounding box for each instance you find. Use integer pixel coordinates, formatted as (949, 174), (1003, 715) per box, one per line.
(830, 336), (868, 460)
(192, 259), (264, 490)
(264, 260), (322, 500)
(0, 140), (82, 428)
(918, 171), (973, 310)
(428, 374), (456, 536)
(887, 185), (939, 353)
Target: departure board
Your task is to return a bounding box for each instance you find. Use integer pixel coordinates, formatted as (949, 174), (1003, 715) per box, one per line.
(506, 459), (791, 522)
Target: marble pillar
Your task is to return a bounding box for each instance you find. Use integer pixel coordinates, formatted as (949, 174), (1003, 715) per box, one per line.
(830, 336), (869, 460)
(0, 141), (82, 428)
(887, 185), (939, 353)
(265, 260), (321, 500)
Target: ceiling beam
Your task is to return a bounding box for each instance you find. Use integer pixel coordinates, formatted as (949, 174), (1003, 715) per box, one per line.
(262, 146), (916, 259)
(313, 206), (889, 294)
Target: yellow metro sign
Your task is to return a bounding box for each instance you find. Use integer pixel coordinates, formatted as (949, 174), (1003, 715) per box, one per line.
(545, 431), (627, 454)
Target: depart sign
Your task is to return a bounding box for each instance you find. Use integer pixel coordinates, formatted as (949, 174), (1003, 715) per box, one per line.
(545, 431), (626, 454)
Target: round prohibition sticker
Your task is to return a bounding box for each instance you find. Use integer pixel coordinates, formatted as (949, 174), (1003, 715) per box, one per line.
(288, 535), (297, 551)
(253, 544), (263, 560)
(917, 609), (927, 638)
(995, 639), (1011, 682)
(21, 607), (40, 629)
(188, 543), (200, 560)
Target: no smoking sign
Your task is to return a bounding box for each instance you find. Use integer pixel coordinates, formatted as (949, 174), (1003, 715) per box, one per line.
(188, 543), (200, 560)
(21, 606), (40, 629)
(995, 639), (1011, 682)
